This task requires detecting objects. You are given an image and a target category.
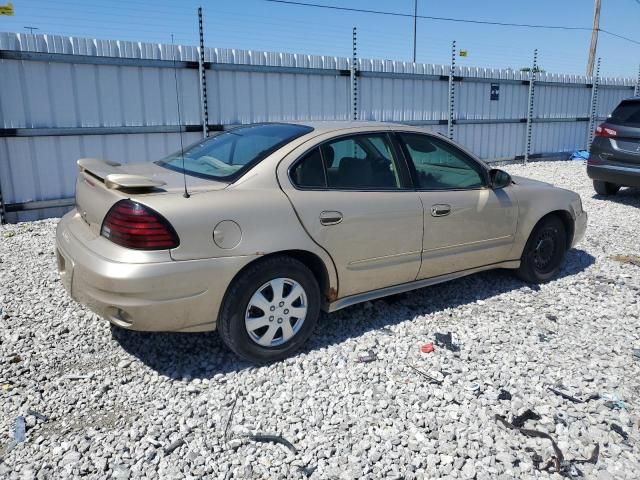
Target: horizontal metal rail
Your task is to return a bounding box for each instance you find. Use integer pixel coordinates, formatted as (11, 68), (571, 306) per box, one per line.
(0, 117), (596, 137)
(209, 62), (350, 76)
(0, 50), (200, 69)
(5, 197), (75, 213)
(0, 124), (224, 137)
(2, 50), (634, 90)
(0, 50), (349, 76)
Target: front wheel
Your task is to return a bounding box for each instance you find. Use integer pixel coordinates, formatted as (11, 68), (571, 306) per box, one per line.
(593, 180), (620, 196)
(218, 256), (321, 363)
(516, 216), (567, 284)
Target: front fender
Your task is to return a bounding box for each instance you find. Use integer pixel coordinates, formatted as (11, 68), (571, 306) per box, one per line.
(508, 182), (582, 259)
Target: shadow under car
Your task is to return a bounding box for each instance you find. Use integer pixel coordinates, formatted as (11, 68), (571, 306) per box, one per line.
(112, 248), (595, 378)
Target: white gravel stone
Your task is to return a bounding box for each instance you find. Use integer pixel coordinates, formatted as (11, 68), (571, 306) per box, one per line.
(1, 161), (639, 479)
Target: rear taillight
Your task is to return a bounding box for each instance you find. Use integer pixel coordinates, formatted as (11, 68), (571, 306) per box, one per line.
(101, 200), (179, 250)
(595, 123), (618, 138)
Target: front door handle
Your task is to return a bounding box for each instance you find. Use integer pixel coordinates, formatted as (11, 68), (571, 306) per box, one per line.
(320, 211), (343, 226)
(431, 204), (451, 217)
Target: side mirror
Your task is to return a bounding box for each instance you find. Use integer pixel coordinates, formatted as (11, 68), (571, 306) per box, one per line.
(489, 169), (512, 189)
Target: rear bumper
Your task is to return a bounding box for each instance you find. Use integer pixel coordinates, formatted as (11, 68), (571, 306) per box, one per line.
(55, 211), (255, 332)
(587, 163), (640, 187)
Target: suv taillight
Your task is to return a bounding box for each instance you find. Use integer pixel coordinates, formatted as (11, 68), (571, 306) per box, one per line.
(595, 123), (618, 138)
(101, 200), (179, 250)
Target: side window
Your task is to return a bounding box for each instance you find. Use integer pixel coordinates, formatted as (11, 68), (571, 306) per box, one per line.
(321, 134), (402, 190)
(399, 133), (485, 190)
(290, 148), (326, 188)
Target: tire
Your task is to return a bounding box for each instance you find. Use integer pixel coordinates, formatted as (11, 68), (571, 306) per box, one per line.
(593, 180), (620, 196)
(516, 215), (567, 284)
(218, 255), (321, 364)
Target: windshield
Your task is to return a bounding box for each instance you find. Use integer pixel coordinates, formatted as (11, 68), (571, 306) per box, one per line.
(156, 123), (313, 180)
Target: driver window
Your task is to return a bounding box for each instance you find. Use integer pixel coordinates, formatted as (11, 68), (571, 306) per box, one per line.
(321, 134), (402, 190)
(399, 133), (485, 190)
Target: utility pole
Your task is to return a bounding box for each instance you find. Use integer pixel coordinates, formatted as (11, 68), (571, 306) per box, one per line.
(23, 26), (38, 34)
(412, 0), (417, 63)
(586, 0), (601, 77)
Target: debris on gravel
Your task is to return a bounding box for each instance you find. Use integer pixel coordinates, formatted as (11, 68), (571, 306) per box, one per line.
(1, 161), (639, 479)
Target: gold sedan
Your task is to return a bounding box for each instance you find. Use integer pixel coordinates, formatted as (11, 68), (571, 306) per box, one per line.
(56, 122), (587, 363)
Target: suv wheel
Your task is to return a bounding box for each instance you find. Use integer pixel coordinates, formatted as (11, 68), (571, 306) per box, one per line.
(593, 180), (620, 195)
(218, 256), (321, 363)
(516, 215), (567, 284)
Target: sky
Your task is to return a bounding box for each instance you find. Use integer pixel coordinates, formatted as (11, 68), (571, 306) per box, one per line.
(1, 0), (640, 77)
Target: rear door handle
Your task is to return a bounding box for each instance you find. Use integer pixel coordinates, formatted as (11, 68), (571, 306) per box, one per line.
(320, 211), (343, 225)
(431, 204), (451, 217)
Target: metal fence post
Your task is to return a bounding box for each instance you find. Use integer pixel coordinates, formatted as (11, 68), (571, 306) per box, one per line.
(524, 49), (538, 165)
(198, 7), (209, 137)
(635, 64), (640, 97)
(447, 40), (456, 140)
(587, 57), (601, 148)
(0, 184), (6, 224)
(350, 27), (358, 121)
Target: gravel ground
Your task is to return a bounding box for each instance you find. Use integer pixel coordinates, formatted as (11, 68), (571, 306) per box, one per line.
(1, 160), (640, 480)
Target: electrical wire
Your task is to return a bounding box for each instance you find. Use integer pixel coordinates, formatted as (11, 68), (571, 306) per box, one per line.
(262, 0), (593, 31)
(600, 29), (640, 46)
(262, 0), (640, 48)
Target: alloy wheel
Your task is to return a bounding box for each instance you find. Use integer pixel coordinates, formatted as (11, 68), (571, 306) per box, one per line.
(244, 278), (308, 347)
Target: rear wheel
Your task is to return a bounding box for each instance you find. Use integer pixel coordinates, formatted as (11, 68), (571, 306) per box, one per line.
(218, 256), (321, 363)
(516, 215), (567, 284)
(593, 180), (620, 196)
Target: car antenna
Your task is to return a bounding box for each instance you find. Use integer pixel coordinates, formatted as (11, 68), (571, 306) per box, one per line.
(171, 34), (190, 199)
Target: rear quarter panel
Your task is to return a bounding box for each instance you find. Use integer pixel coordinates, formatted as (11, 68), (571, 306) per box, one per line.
(135, 167), (339, 296)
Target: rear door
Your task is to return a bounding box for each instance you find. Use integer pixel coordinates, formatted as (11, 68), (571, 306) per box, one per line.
(279, 131), (424, 298)
(394, 132), (518, 279)
(606, 100), (640, 166)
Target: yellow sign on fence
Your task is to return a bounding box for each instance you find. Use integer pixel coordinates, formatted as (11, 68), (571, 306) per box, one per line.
(459, 50), (468, 57)
(0, 2), (14, 16)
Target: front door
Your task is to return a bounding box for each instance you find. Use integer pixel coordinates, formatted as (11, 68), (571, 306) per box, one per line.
(279, 132), (424, 298)
(395, 132), (518, 279)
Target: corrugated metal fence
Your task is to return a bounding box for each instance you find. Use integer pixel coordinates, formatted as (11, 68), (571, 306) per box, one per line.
(0, 32), (636, 222)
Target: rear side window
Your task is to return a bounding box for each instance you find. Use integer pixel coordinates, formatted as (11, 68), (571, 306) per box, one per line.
(290, 133), (405, 190)
(290, 148), (326, 188)
(321, 134), (402, 189)
(610, 100), (640, 126)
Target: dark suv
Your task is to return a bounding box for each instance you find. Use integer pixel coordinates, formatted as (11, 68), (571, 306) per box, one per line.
(587, 97), (640, 195)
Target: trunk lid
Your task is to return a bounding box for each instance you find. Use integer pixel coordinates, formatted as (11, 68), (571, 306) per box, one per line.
(75, 158), (228, 230)
(604, 99), (640, 165)
(602, 124), (640, 166)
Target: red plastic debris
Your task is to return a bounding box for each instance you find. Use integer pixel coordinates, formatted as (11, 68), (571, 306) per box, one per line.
(420, 343), (434, 354)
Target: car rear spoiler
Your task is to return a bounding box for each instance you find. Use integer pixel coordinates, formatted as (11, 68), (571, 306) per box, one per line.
(77, 158), (166, 190)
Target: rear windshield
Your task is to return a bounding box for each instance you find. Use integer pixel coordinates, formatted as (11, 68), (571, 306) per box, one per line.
(156, 123), (313, 181)
(609, 100), (640, 126)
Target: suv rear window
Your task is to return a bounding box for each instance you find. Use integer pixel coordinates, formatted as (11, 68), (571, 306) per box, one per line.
(609, 100), (640, 126)
(156, 123), (313, 181)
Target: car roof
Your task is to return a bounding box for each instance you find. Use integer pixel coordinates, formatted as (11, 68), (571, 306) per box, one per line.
(288, 120), (410, 133)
